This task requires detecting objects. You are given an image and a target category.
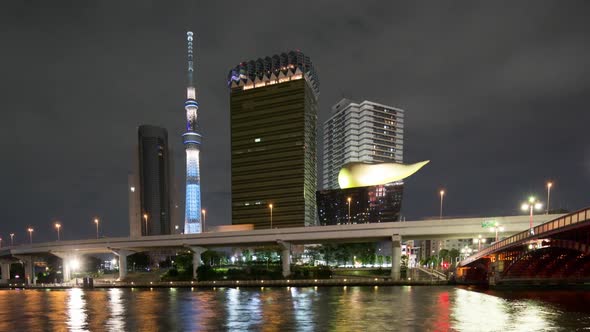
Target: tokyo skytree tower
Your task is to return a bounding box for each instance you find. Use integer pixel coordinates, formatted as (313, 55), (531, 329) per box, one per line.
(183, 31), (202, 234)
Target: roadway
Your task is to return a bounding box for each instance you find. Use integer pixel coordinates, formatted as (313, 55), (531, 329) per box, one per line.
(0, 214), (561, 284)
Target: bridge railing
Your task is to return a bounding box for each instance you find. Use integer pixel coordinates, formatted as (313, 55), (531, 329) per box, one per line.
(460, 207), (590, 266)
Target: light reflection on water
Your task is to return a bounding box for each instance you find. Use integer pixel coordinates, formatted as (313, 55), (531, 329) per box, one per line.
(0, 286), (588, 331)
(67, 288), (87, 331)
(106, 288), (125, 331)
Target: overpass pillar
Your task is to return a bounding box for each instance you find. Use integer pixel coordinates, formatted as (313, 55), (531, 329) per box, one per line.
(489, 254), (501, 286)
(391, 235), (402, 281)
(52, 252), (78, 283)
(1, 262), (11, 283)
(278, 241), (291, 278)
(189, 246), (207, 280)
(16, 256), (36, 286)
(112, 249), (134, 281)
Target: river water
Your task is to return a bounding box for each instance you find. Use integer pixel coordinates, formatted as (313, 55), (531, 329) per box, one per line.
(0, 286), (589, 331)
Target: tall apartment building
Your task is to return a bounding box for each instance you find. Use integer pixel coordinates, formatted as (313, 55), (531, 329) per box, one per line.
(129, 125), (173, 236)
(227, 51), (319, 229)
(322, 99), (404, 189)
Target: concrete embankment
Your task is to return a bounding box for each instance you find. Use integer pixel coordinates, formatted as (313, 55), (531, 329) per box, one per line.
(1, 278), (448, 289)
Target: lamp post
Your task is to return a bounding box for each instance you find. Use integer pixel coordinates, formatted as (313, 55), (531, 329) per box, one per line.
(489, 222), (505, 242)
(201, 209), (206, 232)
(27, 228), (34, 244)
(94, 218), (99, 239)
(54, 222), (61, 241)
(472, 234), (487, 251)
(439, 190), (445, 220)
(0, 237), (2, 248)
(10, 233), (14, 246)
(143, 213), (149, 236)
(460, 246), (473, 259)
(546, 182), (553, 214)
(347, 197), (352, 224)
(521, 196), (543, 235)
(268, 204), (273, 229)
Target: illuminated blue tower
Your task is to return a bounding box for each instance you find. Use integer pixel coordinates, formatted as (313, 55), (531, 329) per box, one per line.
(183, 31), (202, 234)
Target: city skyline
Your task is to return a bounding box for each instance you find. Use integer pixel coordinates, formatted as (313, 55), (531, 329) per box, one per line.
(1, 2), (590, 242)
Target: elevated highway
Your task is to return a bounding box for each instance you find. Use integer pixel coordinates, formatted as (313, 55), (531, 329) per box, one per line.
(0, 214), (560, 284)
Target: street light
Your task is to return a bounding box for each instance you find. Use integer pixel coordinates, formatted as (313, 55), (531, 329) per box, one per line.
(54, 222), (61, 241)
(0, 237), (2, 248)
(489, 222), (505, 242)
(10, 233), (14, 246)
(201, 209), (206, 232)
(546, 182), (553, 214)
(268, 204), (273, 229)
(460, 246), (473, 259)
(439, 190), (445, 219)
(521, 196), (543, 235)
(143, 213), (149, 236)
(472, 234), (487, 251)
(347, 197), (352, 224)
(94, 218), (99, 239)
(27, 228), (34, 244)
(70, 259), (80, 271)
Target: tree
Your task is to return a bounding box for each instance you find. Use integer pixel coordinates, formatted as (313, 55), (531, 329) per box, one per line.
(174, 252), (193, 273)
(438, 249), (450, 267)
(334, 245), (351, 265)
(319, 244), (337, 266)
(376, 255), (384, 267)
(401, 254), (408, 268)
(202, 251), (225, 266)
(449, 248), (460, 265)
(242, 249), (252, 263)
(128, 252), (150, 270)
(305, 246), (322, 265)
(400, 254), (409, 279)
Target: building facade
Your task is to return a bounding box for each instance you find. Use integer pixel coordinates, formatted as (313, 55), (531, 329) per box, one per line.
(322, 99), (404, 189)
(228, 51), (319, 229)
(134, 125), (172, 236)
(183, 31), (202, 234)
(316, 183), (403, 225)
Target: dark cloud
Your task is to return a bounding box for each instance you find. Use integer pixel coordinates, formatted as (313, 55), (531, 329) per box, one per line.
(1, 1), (589, 242)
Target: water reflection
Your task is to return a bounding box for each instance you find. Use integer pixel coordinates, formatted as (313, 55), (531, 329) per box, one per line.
(106, 288), (125, 331)
(86, 289), (109, 331)
(0, 286), (588, 331)
(67, 288), (88, 331)
(225, 287), (262, 330)
(453, 288), (558, 331)
(290, 287), (314, 331)
(48, 289), (68, 330)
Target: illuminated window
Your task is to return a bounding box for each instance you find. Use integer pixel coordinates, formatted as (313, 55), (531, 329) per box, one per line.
(254, 138), (261, 143)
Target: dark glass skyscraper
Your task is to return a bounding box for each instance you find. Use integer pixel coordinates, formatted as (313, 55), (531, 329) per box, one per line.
(228, 51), (319, 229)
(136, 125), (172, 235)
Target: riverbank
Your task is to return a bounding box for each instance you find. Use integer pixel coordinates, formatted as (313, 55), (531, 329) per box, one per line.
(0, 278), (448, 289)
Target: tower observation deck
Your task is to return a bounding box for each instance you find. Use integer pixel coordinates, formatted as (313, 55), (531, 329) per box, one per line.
(183, 31), (202, 234)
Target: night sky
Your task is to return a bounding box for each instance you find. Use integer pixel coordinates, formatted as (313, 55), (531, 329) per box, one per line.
(1, 1), (589, 243)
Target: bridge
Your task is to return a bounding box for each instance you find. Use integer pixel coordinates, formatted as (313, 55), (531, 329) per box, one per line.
(457, 207), (590, 286)
(0, 214), (560, 285)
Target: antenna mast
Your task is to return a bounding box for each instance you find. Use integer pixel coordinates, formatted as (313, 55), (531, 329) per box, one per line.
(187, 31), (194, 87)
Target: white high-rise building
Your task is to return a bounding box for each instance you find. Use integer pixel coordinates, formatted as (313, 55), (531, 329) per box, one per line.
(322, 99), (404, 189)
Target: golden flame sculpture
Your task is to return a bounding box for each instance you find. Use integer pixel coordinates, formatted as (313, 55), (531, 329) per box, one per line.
(338, 160), (430, 189)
